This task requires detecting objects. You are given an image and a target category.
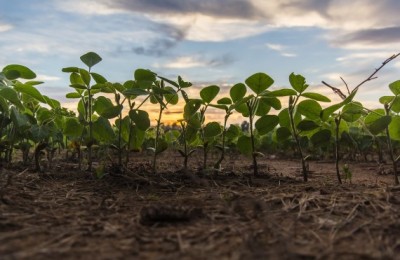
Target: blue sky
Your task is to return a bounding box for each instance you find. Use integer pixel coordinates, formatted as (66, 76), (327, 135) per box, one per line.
(1, 0), (399, 123)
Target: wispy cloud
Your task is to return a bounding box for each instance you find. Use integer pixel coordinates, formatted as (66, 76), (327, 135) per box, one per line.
(0, 23), (13, 32)
(156, 54), (234, 69)
(131, 23), (188, 57)
(36, 74), (61, 82)
(266, 43), (297, 57)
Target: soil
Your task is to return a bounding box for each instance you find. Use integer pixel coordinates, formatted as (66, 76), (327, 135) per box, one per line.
(1, 152), (400, 259)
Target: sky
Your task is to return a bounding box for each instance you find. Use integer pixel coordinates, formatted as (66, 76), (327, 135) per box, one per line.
(0, 0), (399, 124)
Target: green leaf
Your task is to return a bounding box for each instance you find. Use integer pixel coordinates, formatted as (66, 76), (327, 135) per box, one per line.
(297, 99), (322, 120)
(92, 116), (115, 142)
(341, 102), (363, 122)
(289, 73), (308, 93)
(79, 69), (91, 86)
(200, 85), (220, 103)
(165, 129), (180, 144)
(255, 115), (279, 135)
(276, 127), (292, 141)
(364, 109), (385, 124)
(30, 125), (49, 142)
(178, 76), (192, 88)
(25, 81), (43, 86)
(297, 119), (319, 131)
(157, 76), (179, 89)
(3, 64), (36, 79)
(185, 124), (200, 143)
(390, 97), (400, 113)
(389, 80), (400, 95)
(0, 88), (24, 110)
(66, 92), (81, 99)
(230, 83), (247, 102)
(36, 107), (52, 123)
(94, 96), (118, 118)
(156, 138), (168, 155)
(3, 70), (20, 80)
(62, 67), (80, 73)
(204, 122), (222, 138)
(10, 107), (30, 128)
(80, 52), (102, 69)
(64, 117), (84, 138)
(268, 88), (297, 97)
(389, 116), (400, 141)
(164, 86), (179, 105)
(301, 92), (330, 102)
(70, 72), (85, 86)
(129, 126), (145, 151)
(209, 104), (228, 110)
(310, 129), (331, 146)
(129, 109), (150, 131)
(123, 88), (150, 96)
(366, 115), (391, 135)
(91, 72), (107, 84)
(237, 135), (252, 156)
(255, 98), (271, 116)
(321, 103), (343, 122)
(217, 97), (232, 105)
(260, 97), (281, 110)
(13, 83), (47, 103)
(69, 84), (87, 90)
(379, 96), (395, 105)
(235, 102), (250, 117)
(152, 86), (173, 95)
(278, 108), (300, 128)
(184, 100), (201, 120)
(245, 72), (274, 94)
(226, 124), (240, 139)
(134, 69), (156, 87)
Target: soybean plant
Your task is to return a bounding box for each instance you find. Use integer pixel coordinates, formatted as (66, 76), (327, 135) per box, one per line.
(236, 73), (281, 176)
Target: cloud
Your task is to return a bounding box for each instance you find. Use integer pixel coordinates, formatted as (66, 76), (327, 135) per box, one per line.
(266, 43), (297, 57)
(131, 23), (188, 56)
(107, 0), (262, 19)
(0, 23), (13, 32)
(331, 27), (400, 49)
(156, 54), (234, 69)
(36, 74), (61, 82)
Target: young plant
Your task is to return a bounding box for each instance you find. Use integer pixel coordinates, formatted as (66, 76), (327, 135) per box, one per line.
(211, 83), (247, 170)
(379, 80), (400, 185)
(63, 52), (106, 171)
(273, 73), (331, 182)
(197, 85), (221, 170)
(150, 75), (190, 174)
(177, 99), (202, 171)
(235, 73), (281, 176)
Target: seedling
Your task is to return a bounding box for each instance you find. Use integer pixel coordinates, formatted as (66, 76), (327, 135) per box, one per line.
(235, 72), (281, 176)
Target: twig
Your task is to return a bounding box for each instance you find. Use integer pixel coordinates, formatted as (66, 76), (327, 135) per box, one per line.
(323, 53), (400, 99)
(321, 81), (346, 100)
(353, 53), (400, 92)
(340, 77), (350, 95)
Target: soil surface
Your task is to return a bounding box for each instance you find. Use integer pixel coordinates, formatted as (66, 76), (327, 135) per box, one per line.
(1, 153), (400, 259)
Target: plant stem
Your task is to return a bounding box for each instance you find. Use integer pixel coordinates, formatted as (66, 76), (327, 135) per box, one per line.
(247, 101), (258, 176)
(334, 116), (343, 184)
(125, 101), (134, 168)
(180, 122), (188, 171)
(152, 105), (164, 174)
(384, 104), (399, 185)
(87, 88), (93, 171)
(214, 113), (229, 170)
(289, 98), (308, 182)
(117, 112), (122, 167)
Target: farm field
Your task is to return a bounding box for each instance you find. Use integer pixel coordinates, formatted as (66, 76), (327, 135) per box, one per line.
(1, 153), (400, 259)
(1, 52), (400, 259)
